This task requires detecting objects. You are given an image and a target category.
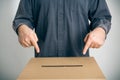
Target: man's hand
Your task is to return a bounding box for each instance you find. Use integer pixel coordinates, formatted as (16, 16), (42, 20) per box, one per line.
(83, 27), (106, 55)
(18, 25), (40, 53)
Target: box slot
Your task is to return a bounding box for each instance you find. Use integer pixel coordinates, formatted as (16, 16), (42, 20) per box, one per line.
(41, 64), (83, 67)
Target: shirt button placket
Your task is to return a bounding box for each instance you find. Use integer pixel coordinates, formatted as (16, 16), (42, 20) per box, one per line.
(57, 0), (64, 57)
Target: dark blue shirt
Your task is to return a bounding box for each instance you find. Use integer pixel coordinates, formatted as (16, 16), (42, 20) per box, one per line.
(13, 0), (111, 57)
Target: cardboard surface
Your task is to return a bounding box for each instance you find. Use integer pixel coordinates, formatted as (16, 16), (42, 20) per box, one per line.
(17, 57), (105, 80)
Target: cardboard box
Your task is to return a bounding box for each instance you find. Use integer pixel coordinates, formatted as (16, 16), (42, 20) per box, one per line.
(17, 57), (105, 80)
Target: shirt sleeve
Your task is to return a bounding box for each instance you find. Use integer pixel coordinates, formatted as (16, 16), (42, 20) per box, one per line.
(88, 0), (112, 34)
(13, 0), (34, 34)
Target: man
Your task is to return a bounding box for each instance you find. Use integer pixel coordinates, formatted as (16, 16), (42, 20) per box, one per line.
(13, 0), (111, 57)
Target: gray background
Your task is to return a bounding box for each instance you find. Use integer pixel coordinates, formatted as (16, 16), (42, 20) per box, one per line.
(0, 0), (120, 80)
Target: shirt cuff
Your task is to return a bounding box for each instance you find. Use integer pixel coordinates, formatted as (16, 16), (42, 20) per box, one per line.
(91, 18), (111, 34)
(13, 19), (34, 34)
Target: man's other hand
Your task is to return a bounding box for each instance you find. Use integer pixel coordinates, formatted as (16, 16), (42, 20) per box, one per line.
(83, 27), (106, 55)
(18, 25), (40, 53)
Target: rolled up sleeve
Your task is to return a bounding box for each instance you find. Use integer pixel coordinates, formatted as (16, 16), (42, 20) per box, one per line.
(13, 0), (34, 33)
(88, 0), (112, 34)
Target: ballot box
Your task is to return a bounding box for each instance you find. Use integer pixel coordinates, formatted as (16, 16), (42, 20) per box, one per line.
(17, 57), (105, 80)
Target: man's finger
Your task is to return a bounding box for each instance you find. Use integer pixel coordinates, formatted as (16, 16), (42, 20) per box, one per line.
(34, 33), (38, 42)
(83, 37), (92, 55)
(24, 39), (32, 46)
(31, 39), (40, 53)
(89, 42), (95, 48)
(84, 33), (89, 42)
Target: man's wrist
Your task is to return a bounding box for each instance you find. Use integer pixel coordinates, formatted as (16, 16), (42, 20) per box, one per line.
(17, 24), (29, 35)
(94, 27), (106, 34)
(94, 27), (106, 39)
